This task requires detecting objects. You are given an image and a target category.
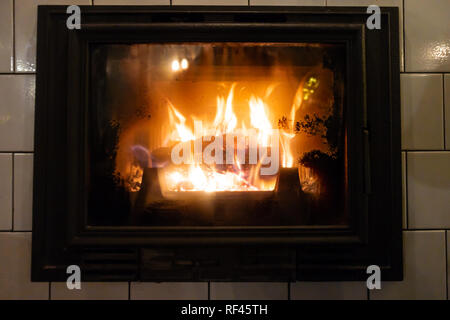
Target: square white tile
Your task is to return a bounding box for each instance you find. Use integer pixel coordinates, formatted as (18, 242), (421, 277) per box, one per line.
(447, 231), (449, 300)
(0, 233), (49, 300)
(401, 74), (444, 150)
(210, 282), (287, 300)
(130, 282), (208, 300)
(13, 153), (34, 231)
(326, 0), (404, 72)
(290, 282), (367, 300)
(404, 0), (450, 72)
(172, 0), (248, 5)
(402, 151), (407, 228)
(251, 0), (325, 5)
(445, 74), (450, 150)
(0, 0), (14, 72)
(15, 0), (92, 73)
(371, 231), (447, 300)
(94, 0), (169, 4)
(0, 75), (35, 152)
(407, 152), (450, 229)
(0, 154), (13, 230)
(51, 282), (128, 300)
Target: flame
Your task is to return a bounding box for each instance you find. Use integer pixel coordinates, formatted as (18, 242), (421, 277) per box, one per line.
(167, 101), (195, 142)
(160, 83), (303, 193)
(249, 96), (272, 147)
(278, 80), (304, 168)
(213, 83), (237, 134)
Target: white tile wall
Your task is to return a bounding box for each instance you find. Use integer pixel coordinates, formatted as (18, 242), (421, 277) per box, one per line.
(290, 282), (367, 300)
(404, 0), (450, 72)
(173, 0), (248, 5)
(251, 0), (325, 5)
(326, 0), (404, 72)
(15, 0), (92, 73)
(94, 0), (169, 4)
(130, 282), (208, 300)
(407, 152), (450, 229)
(0, 233), (49, 300)
(447, 231), (449, 299)
(13, 154), (34, 231)
(371, 231), (447, 300)
(51, 282), (129, 300)
(0, 0), (14, 72)
(0, 75), (35, 152)
(0, 0), (449, 301)
(0, 154), (13, 230)
(401, 74), (444, 150)
(401, 151), (407, 228)
(210, 282), (288, 300)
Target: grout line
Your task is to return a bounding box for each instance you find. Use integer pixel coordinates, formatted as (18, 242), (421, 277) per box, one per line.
(402, 0), (406, 72)
(208, 281), (210, 300)
(0, 151), (34, 154)
(287, 282), (290, 300)
(12, 0), (16, 73)
(49, 282), (52, 300)
(401, 71), (446, 75)
(367, 288), (370, 300)
(401, 150), (450, 153)
(402, 228), (450, 231)
(128, 282), (131, 300)
(0, 73), (36, 76)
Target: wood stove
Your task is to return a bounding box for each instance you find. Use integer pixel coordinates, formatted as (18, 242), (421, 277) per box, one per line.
(32, 6), (402, 281)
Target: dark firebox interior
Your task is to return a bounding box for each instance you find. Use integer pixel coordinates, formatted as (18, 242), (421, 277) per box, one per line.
(88, 42), (347, 227)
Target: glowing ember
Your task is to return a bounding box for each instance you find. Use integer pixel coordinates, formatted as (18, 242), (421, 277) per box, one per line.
(165, 165), (259, 192)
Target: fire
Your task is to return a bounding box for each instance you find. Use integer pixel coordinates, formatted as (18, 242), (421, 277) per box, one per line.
(167, 101), (195, 142)
(159, 83), (302, 193)
(279, 78), (305, 168)
(249, 96), (272, 147)
(166, 164), (258, 192)
(213, 83), (237, 134)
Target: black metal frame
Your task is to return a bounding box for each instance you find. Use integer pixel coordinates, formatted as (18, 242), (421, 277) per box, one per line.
(32, 6), (402, 281)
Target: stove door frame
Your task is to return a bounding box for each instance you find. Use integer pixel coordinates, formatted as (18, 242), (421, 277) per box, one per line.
(32, 6), (402, 281)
